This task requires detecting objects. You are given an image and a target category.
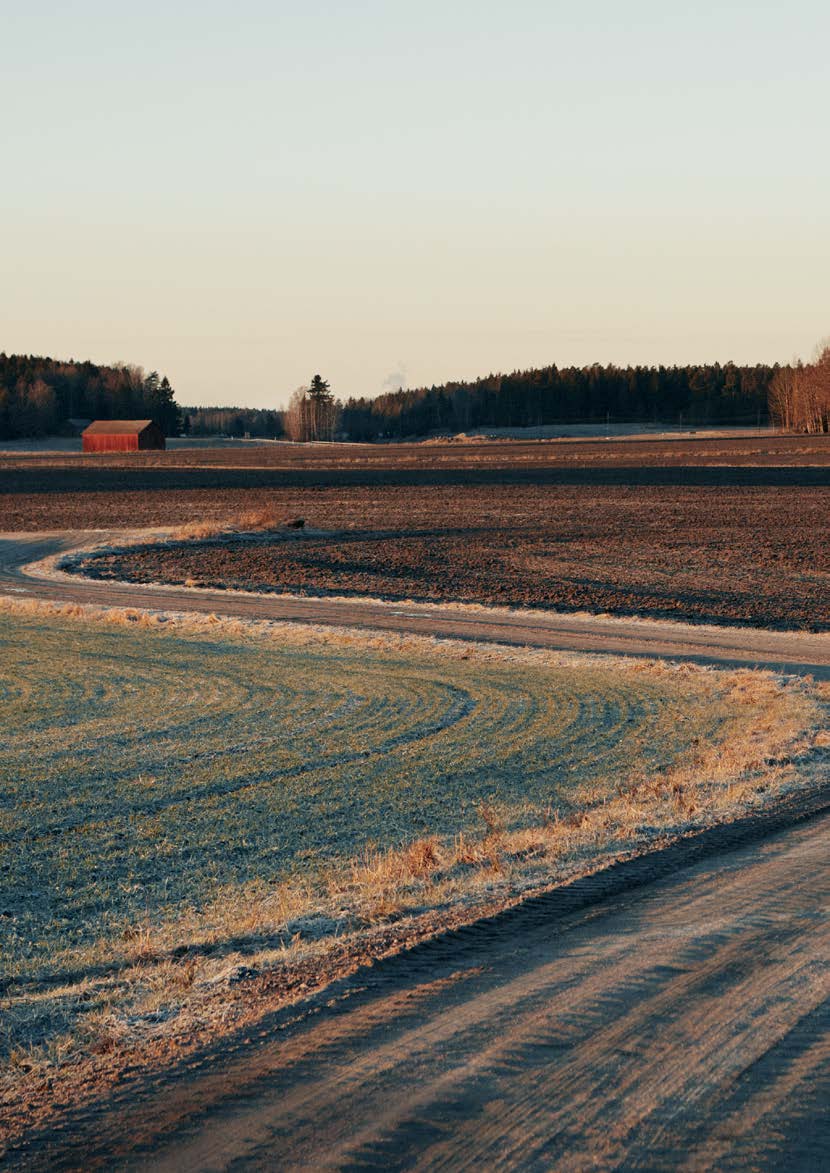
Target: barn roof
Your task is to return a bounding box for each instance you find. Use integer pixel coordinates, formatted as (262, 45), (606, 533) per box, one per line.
(82, 420), (157, 435)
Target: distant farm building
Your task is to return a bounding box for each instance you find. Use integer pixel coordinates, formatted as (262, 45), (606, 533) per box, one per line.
(82, 420), (165, 453)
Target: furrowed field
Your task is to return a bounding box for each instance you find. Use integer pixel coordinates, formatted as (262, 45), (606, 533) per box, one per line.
(0, 606), (822, 1086)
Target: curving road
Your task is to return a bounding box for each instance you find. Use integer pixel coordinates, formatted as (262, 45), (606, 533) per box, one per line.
(137, 809), (830, 1172)
(10, 800), (830, 1171)
(2, 530), (829, 1170)
(2, 530), (830, 679)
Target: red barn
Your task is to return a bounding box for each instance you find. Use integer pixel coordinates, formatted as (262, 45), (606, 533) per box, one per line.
(82, 420), (166, 453)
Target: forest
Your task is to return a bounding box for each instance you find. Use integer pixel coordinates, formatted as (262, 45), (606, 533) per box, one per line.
(339, 361), (779, 440)
(0, 354), (180, 439)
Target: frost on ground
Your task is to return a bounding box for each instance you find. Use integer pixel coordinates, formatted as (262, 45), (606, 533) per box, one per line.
(0, 597), (827, 1135)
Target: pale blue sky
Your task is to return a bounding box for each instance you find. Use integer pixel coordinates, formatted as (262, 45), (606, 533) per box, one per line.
(2, 1), (828, 406)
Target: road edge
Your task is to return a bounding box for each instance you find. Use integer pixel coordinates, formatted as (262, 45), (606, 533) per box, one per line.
(5, 773), (829, 1169)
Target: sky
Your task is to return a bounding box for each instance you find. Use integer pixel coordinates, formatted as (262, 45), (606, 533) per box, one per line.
(2, 1), (828, 408)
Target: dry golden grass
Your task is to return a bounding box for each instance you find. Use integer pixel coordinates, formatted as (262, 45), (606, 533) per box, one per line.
(171, 519), (228, 540)
(170, 507), (287, 541)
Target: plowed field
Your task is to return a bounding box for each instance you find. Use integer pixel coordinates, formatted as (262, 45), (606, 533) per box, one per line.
(74, 485), (830, 630)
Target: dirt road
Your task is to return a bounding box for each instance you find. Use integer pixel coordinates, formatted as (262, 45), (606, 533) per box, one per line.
(3, 531), (830, 679)
(9, 805), (829, 1170)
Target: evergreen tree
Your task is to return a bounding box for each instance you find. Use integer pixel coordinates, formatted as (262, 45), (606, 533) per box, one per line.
(143, 371), (181, 435)
(307, 374), (336, 440)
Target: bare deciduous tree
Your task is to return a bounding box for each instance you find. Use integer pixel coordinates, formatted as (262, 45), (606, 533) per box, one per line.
(768, 341), (830, 433)
(284, 377), (339, 441)
(284, 387), (312, 442)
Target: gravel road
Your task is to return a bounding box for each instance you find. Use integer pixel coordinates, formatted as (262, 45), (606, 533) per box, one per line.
(143, 807), (830, 1172)
(10, 802), (830, 1170)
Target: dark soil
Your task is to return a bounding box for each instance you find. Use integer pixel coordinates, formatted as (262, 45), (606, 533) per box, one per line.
(74, 485), (830, 631)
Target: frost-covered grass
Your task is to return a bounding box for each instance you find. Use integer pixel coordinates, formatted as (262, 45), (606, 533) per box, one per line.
(0, 604), (823, 1075)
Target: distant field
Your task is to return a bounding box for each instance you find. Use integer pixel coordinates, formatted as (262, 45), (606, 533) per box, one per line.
(0, 425), (786, 454)
(2, 606), (816, 1071)
(3, 434), (829, 478)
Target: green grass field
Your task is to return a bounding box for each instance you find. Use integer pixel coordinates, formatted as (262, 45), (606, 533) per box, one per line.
(1, 609), (769, 997)
(3, 609), (820, 1074)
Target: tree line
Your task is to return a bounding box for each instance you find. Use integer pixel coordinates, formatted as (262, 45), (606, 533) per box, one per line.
(0, 354), (181, 439)
(3, 352), (826, 444)
(183, 376), (339, 442)
(242, 363), (787, 444)
(338, 361), (779, 440)
(182, 406), (284, 438)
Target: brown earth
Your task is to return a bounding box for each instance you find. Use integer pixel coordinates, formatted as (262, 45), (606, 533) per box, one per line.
(73, 485), (830, 630)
